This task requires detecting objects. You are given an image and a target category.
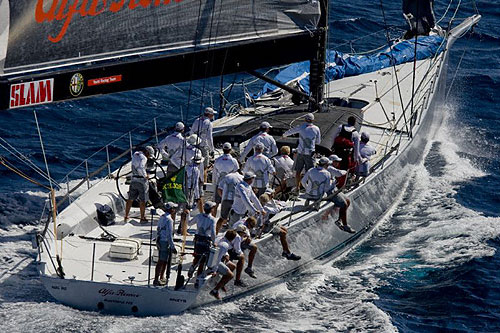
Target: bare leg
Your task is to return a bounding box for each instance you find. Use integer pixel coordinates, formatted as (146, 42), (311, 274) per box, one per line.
(216, 218), (226, 235)
(340, 199), (351, 226)
(279, 228), (290, 253)
(139, 201), (146, 220)
(212, 204), (218, 218)
(214, 270), (233, 291)
(124, 200), (133, 220)
(295, 172), (301, 189)
(197, 256), (207, 276)
(154, 260), (166, 283)
(235, 254), (245, 281)
(247, 244), (257, 269)
(197, 198), (204, 214)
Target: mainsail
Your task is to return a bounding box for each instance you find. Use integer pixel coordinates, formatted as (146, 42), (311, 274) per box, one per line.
(0, 0), (321, 110)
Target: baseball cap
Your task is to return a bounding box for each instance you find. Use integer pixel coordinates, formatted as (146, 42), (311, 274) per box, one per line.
(165, 202), (178, 210)
(243, 171), (256, 180)
(260, 121), (272, 129)
(223, 142), (232, 150)
(205, 107), (218, 115)
(187, 134), (200, 145)
(145, 146), (155, 156)
(329, 154), (342, 162)
(175, 122), (185, 131)
(305, 113), (315, 121)
(318, 156), (330, 166)
(254, 142), (265, 151)
(236, 224), (248, 234)
(204, 201), (216, 211)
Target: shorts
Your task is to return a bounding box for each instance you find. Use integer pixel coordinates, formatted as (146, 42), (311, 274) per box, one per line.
(228, 249), (242, 261)
(156, 241), (170, 262)
(216, 262), (230, 275)
(262, 223), (282, 235)
(128, 180), (149, 202)
(194, 235), (211, 257)
(220, 200), (233, 219)
(229, 209), (244, 224)
(214, 189), (222, 204)
(241, 239), (255, 251)
(330, 192), (347, 208)
(294, 153), (314, 173)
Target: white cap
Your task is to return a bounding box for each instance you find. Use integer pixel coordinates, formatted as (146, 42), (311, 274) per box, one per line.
(187, 134), (200, 145)
(175, 122), (185, 131)
(145, 146), (155, 156)
(305, 113), (314, 121)
(254, 142), (265, 151)
(361, 132), (370, 141)
(329, 154), (342, 162)
(204, 201), (217, 211)
(318, 156), (330, 166)
(236, 224), (248, 234)
(260, 121), (272, 129)
(205, 107), (217, 115)
(223, 142), (232, 150)
(243, 171), (256, 180)
(165, 202), (178, 210)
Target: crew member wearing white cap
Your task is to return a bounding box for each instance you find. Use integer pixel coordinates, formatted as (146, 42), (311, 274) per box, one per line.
(356, 132), (377, 177)
(322, 154), (354, 234)
(209, 230), (237, 299)
(300, 156), (332, 202)
(243, 142), (276, 197)
(187, 201), (218, 283)
(229, 217), (258, 285)
(124, 146), (153, 223)
(273, 145), (295, 195)
(213, 142), (239, 216)
(158, 122), (186, 177)
(282, 113), (321, 189)
(190, 107), (216, 181)
(240, 121), (278, 162)
(179, 152), (204, 233)
(216, 171), (244, 233)
(185, 134), (205, 179)
(229, 172), (265, 224)
(154, 202), (178, 286)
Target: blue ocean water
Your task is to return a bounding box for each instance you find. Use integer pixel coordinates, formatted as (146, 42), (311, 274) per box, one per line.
(1, 1), (499, 332)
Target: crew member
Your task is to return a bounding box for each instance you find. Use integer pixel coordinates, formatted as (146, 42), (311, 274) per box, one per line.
(153, 202), (178, 286)
(190, 107), (216, 181)
(240, 121), (278, 162)
(179, 153), (203, 233)
(356, 132), (377, 177)
(158, 122), (186, 177)
(242, 142), (276, 197)
(213, 142), (239, 216)
(332, 116), (361, 171)
(272, 145), (295, 196)
(187, 201), (218, 284)
(209, 230), (238, 300)
(322, 155), (354, 234)
(229, 172), (265, 224)
(124, 146), (154, 223)
(231, 217), (259, 281)
(282, 113), (321, 189)
(216, 171), (244, 234)
(301, 156), (332, 204)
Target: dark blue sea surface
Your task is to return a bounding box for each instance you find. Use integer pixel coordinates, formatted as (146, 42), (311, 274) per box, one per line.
(1, 1), (499, 332)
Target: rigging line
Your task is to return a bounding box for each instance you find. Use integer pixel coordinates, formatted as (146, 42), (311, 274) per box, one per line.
(447, 0), (463, 32)
(0, 137), (61, 188)
(0, 157), (50, 190)
(436, 0), (454, 25)
(409, 0), (420, 136)
(379, 0), (411, 135)
(446, 36), (470, 100)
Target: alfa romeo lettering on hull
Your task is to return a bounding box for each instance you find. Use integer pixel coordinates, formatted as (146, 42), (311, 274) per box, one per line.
(9, 79), (54, 109)
(70, 73), (84, 97)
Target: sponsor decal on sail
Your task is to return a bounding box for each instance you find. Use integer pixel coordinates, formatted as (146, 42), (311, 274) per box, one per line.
(70, 73), (84, 97)
(35, 0), (185, 43)
(88, 75), (123, 87)
(10, 79), (54, 109)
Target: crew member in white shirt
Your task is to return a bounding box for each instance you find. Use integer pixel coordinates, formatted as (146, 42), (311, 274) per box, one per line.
(242, 142), (276, 197)
(272, 145), (295, 195)
(124, 146), (154, 223)
(179, 153), (204, 234)
(216, 171), (244, 233)
(282, 113), (321, 188)
(209, 230), (237, 300)
(158, 122), (186, 177)
(213, 142), (239, 216)
(356, 132), (377, 177)
(231, 217), (258, 282)
(190, 107), (216, 181)
(229, 172), (266, 224)
(240, 121), (278, 162)
(187, 201), (218, 283)
(301, 156), (332, 202)
(322, 155), (354, 234)
(153, 202), (178, 286)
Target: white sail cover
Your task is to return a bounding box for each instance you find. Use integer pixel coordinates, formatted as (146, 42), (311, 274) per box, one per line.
(1, 0), (320, 75)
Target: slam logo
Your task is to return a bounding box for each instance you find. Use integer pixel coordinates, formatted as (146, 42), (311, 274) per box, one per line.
(70, 73), (84, 97)
(10, 79), (54, 109)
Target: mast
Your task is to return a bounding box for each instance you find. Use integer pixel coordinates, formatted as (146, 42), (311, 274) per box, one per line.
(309, 0), (329, 113)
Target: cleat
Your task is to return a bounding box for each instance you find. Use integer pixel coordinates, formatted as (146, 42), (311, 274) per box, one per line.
(244, 267), (257, 279)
